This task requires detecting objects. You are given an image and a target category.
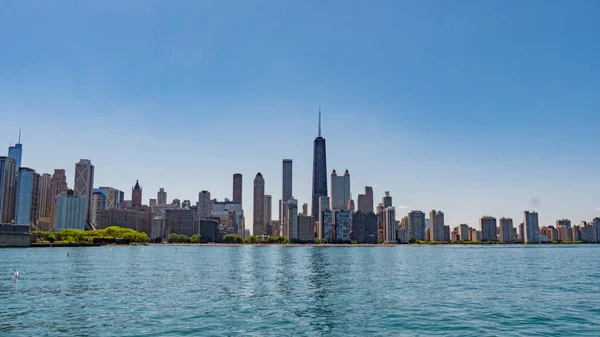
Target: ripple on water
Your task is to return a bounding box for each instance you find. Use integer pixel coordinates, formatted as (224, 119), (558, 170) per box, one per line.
(2, 245), (600, 336)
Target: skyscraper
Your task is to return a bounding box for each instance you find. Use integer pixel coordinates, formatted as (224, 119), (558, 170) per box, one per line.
(132, 180), (142, 207)
(264, 194), (272, 234)
(15, 167), (39, 225)
(281, 159), (293, 235)
(499, 217), (513, 243)
(287, 198), (298, 241)
(430, 210), (446, 242)
(330, 169), (351, 211)
(54, 190), (86, 231)
(197, 191), (212, 219)
(74, 159), (95, 226)
(479, 216), (497, 242)
(335, 210), (352, 242)
(524, 211), (540, 243)
(157, 188), (167, 205)
(357, 186), (374, 213)
(91, 191), (106, 227)
(317, 196), (330, 239)
(232, 173), (242, 204)
(8, 131), (23, 170)
(0, 156), (17, 223)
(382, 191), (392, 208)
(253, 173), (265, 236)
(408, 210), (426, 241)
(311, 110), (328, 220)
(49, 169), (68, 228)
(383, 207), (396, 243)
(37, 173), (51, 220)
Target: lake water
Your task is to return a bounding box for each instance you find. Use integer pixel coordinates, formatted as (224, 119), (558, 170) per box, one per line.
(2, 245), (600, 336)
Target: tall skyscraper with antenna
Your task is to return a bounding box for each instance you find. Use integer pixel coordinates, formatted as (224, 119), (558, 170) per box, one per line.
(311, 109), (328, 220)
(8, 130), (23, 170)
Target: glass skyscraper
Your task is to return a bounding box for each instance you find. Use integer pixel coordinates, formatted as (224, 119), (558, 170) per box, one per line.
(15, 167), (40, 225)
(311, 110), (328, 220)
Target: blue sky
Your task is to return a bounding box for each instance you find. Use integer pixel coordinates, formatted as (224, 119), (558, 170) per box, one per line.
(1, 0), (599, 232)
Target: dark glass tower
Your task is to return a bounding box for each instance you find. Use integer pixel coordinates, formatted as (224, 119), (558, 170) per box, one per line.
(311, 110), (328, 220)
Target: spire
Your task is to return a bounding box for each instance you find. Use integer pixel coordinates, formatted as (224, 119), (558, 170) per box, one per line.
(318, 106), (322, 138)
(18, 129), (21, 144)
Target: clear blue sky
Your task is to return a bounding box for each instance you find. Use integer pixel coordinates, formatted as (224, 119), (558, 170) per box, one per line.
(1, 0), (599, 232)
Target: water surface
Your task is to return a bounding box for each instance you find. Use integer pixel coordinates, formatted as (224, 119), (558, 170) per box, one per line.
(2, 245), (600, 336)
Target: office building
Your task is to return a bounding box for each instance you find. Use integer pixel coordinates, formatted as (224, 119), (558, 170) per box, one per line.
(382, 191), (392, 208)
(54, 190), (86, 231)
(287, 198), (299, 241)
(95, 187), (123, 210)
(90, 192), (106, 227)
(264, 194), (272, 235)
(524, 211), (540, 243)
(280, 159), (293, 235)
(383, 207), (396, 243)
(149, 199), (157, 207)
(499, 217), (513, 243)
(335, 210), (352, 242)
(8, 140), (23, 171)
(298, 215), (314, 242)
(199, 219), (220, 242)
(317, 196), (330, 238)
(157, 188), (167, 205)
(459, 224), (470, 241)
(253, 173), (265, 236)
(166, 209), (196, 237)
(302, 203), (308, 216)
(480, 216), (497, 242)
(330, 169), (350, 211)
(74, 159), (95, 226)
(49, 169), (68, 227)
(321, 209), (334, 241)
(212, 199), (244, 236)
(357, 186), (374, 214)
(132, 180), (142, 207)
(408, 211), (426, 241)
(232, 173), (242, 204)
(430, 210), (445, 242)
(37, 173), (51, 220)
(0, 157), (17, 223)
(351, 211), (374, 243)
(15, 168), (40, 225)
(556, 219), (571, 228)
(97, 209), (151, 236)
(197, 190), (212, 219)
(311, 109), (328, 220)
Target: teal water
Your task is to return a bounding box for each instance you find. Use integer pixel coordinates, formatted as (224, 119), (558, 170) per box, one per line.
(2, 245), (600, 336)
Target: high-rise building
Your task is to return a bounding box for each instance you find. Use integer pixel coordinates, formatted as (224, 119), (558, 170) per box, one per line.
(37, 173), (51, 220)
(165, 209), (196, 237)
(253, 173), (265, 236)
(593, 218), (600, 243)
(287, 198), (299, 241)
(90, 192), (106, 227)
(408, 211), (426, 241)
(96, 186), (123, 210)
(430, 210), (446, 242)
(351, 211), (378, 243)
(335, 210), (352, 242)
(458, 224), (470, 241)
(302, 203), (308, 216)
(330, 169), (351, 211)
(232, 173), (242, 204)
(212, 200), (244, 236)
(317, 196), (330, 238)
(364, 186), (374, 213)
(149, 199), (157, 207)
(382, 191), (392, 208)
(0, 157), (17, 223)
(157, 188), (167, 205)
(321, 209), (334, 242)
(8, 131), (23, 170)
(132, 180), (142, 207)
(499, 217), (513, 243)
(15, 168), (39, 225)
(524, 211), (540, 243)
(348, 199), (355, 212)
(281, 159), (293, 236)
(298, 215), (314, 242)
(479, 216), (497, 242)
(383, 207), (396, 243)
(54, 190), (87, 231)
(98, 208), (151, 236)
(264, 194), (272, 234)
(556, 219), (571, 228)
(49, 169), (68, 228)
(74, 159), (95, 226)
(197, 191), (212, 219)
(311, 110), (328, 220)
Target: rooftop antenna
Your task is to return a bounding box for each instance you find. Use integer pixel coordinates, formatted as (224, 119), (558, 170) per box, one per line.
(318, 106), (321, 138)
(18, 129), (21, 144)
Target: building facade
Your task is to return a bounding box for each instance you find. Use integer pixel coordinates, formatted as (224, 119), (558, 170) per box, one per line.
(264, 194), (272, 235)
(97, 209), (151, 236)
(321, 209), (334, 242)
(15, 167), (40, 225)
(281, 159), (293, 235)
(311, 110), (328, 220)
(165, 209), (196, 237)
(49, 169), (68, 228)
(253, 173), (265, 236)
(37, 173), (51, 220)
(157, 188), (167, 205)
(408, 211), (426, 241)
(330, 169), (350, 211)
(232, 173), (242, 204)
(197, 190), (212, 219)
(524, 211), (540, 243)
(479, 216), (497, 242)
(211, 200), (244, 236)
(459, 224), (470, 241)
(335, 210), (352, 242)
(430, 210), (445, 242)
(54, 190), (86, 231)
(499, 217), (513, 243)
(384, 207), (396, 243)
(298, 215), (314, 242)
(0, 157), (17, 224)
(317, 196), (330, 238)
(90, 192), (106, 227)
(73, 159), (94, 226)
(287, 198), (299, 241)
(132, 180), (142, 207)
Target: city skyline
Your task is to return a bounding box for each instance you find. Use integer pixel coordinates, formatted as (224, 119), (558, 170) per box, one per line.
(2, 1), (600, 230)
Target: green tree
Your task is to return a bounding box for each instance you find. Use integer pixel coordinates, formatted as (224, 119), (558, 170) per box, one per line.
(408, 237), (417, 244)
(244, 235), (260, 244)
(190, 234), (201, 243)
(223, 234), (243, 243)
(168, 233), (178, 243)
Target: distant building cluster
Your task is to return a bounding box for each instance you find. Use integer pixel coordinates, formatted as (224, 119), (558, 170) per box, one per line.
(3, 115), (600, 245)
